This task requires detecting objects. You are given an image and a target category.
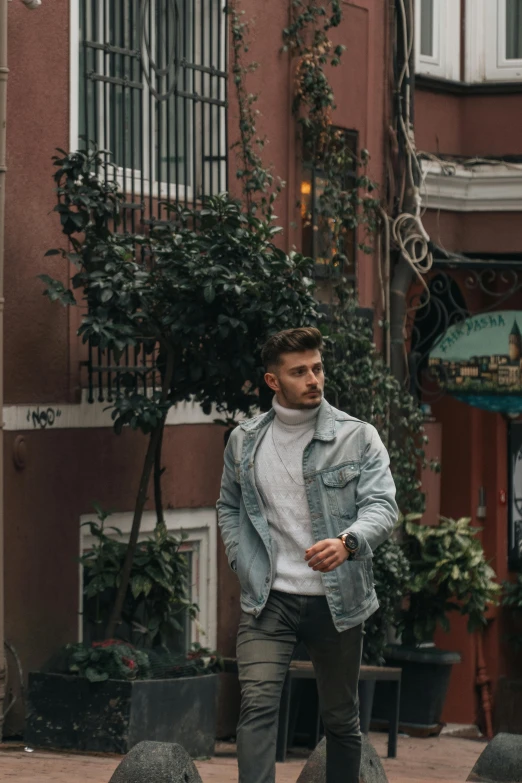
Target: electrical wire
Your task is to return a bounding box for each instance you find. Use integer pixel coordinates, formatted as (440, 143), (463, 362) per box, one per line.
(391, 0), (433, 300)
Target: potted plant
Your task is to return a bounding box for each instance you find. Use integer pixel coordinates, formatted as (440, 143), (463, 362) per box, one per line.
(372, 515), (501, 733)
(26, 508), (222, 756)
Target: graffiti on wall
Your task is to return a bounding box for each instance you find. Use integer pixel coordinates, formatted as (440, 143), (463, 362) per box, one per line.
(26, 407), (63, 429)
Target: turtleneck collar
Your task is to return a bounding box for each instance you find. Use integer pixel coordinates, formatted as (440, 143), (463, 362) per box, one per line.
(272, 395), (321, 427)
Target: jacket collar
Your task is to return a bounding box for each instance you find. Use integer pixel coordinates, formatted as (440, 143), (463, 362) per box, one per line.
(239, 398), (336, 441)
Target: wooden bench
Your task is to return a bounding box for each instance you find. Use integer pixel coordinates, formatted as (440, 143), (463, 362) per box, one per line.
(223, 658), (401, 761)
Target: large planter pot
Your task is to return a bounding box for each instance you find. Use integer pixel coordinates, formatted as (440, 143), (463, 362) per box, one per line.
(372, 645), (461, 734)
(26, 671), (219, 756)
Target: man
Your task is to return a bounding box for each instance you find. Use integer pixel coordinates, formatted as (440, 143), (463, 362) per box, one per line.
(217, 327), (398, 783)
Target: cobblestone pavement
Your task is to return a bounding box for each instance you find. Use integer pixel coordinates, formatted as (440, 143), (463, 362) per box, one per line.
(0, 733), (486, 783)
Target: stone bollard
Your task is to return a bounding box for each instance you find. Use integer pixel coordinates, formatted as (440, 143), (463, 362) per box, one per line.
(109, 741), (204, 783)
(296, 736), (389, 783)
(467, 733), (522, 782)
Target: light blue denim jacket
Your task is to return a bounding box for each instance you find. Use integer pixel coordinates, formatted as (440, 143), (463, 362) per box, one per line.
(216, 399), (398, 631)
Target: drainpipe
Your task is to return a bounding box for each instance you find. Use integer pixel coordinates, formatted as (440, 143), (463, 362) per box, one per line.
(0, 0), (8, 739)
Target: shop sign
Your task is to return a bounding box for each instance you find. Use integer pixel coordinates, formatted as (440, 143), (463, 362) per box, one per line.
(429, 311), (522, 414)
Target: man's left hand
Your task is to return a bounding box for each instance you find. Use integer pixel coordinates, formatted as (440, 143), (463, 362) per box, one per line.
(305, 538), (349, 572)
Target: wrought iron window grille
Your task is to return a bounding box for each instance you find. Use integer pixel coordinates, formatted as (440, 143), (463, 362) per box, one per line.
(75, 0), (228, 401)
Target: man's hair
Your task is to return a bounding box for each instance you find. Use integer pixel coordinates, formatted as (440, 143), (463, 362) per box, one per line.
(261, 327), (323, 370)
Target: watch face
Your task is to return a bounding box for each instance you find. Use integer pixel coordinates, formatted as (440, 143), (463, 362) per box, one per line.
(345, 533), (359, 551)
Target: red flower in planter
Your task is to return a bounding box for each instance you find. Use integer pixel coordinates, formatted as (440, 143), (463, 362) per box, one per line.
(92, 639), (122, 649)
(121, 657), (136, 670)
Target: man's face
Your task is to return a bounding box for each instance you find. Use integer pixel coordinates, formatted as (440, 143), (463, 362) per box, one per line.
(264, 349), (324, 409)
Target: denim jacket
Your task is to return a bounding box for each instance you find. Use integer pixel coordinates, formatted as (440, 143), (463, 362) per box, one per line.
(216, 399), (398, 631)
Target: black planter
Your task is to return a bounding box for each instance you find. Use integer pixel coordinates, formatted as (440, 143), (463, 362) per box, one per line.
(358, 679), (376, 735)
(26, 671), (218, 757)
(372, 645), (461, 732)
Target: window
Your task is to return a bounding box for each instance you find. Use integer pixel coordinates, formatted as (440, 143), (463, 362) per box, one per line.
(414, 0), (461, 80)
(71, 0), (227, 212)
(467, 0), (522, 82)
(79, 507), (218, 650)
(300, 129), (358, 282)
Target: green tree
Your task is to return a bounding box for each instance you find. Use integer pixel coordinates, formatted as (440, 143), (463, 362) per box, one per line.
(41, 148), (319, 639)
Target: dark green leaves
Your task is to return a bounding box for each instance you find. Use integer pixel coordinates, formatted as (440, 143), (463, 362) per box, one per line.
(41, 148), (319, 430)
(80, 506), (197, 649)
(399, 514), (501, 645)
(38, 275), (76, 307)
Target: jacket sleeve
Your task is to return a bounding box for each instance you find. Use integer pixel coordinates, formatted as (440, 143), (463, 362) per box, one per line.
(216, 430), (241, 571)
(344, 424), (398, 558)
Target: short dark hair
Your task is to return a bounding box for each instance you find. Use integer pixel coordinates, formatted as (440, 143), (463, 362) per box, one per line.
(261, 327), (323, 370)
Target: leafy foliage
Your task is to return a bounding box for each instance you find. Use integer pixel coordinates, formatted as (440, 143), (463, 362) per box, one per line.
(503, 574), (522, 610)
(400, 515), (501, 646)
(283, 3), (380, 267)
(48, 640), (151, 683)
(323, 294), (429, 661)
(228, 0), (283, 216)
(362, 537), (411, 665)
(324, 292), (430, 515)
(41, 150), (320, 428)
(81, 506), (197, 648)
(45, 640), (222, 683)
(282, 1), (343, 133)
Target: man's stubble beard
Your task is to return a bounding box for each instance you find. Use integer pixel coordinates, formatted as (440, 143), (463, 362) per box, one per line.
(278, 379), (323, 410)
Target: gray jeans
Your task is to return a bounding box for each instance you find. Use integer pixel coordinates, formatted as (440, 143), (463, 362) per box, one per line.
(236, 590), (363, 783)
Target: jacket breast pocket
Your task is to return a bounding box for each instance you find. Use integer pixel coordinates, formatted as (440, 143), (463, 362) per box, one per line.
(321, 464), (360, 520)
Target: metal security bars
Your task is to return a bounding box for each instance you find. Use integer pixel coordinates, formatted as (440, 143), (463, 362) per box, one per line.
(75, 0), (228, 400)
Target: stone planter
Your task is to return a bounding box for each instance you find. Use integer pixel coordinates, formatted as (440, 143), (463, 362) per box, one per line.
(26, 671), (219, 757)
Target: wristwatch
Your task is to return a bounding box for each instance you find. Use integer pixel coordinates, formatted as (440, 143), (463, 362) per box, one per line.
(338, 532), (359, 559)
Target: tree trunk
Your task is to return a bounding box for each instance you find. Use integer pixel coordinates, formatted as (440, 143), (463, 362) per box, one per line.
(153, 417), (166, 530)
(105, 349), (174, 639)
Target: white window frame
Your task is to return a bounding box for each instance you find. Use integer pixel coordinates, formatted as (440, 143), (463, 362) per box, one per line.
(414, 0), (461, 81)
(79, 507), (218, 651)
(70, 1), (227, 201)
(466, 0), (522, 82)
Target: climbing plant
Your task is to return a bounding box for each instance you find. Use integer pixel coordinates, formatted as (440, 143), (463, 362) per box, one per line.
(228, 0), (283, 217)
(323, 289), (430, 516)
(283, 1), (380, 269)
(323, 290), (434, 663)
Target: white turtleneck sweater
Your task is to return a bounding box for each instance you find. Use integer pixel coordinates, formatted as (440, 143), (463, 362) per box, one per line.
(254, 397), (325, 595)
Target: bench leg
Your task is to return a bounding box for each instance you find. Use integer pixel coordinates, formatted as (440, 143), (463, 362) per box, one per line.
(387, 679), (401, 759)
(276, 673), (291, 763)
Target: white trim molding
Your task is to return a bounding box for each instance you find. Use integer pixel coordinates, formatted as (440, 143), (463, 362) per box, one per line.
(79, 507), (218, 650)
(421, 159), (522, 212)
(3, 393), (236, 431)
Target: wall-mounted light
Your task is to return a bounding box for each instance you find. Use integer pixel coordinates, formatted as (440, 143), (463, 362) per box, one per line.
(477, 486), (487, 520)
